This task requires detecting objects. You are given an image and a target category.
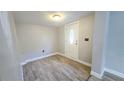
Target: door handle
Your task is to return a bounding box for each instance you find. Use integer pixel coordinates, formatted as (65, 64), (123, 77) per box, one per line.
(75, 40), (78, 45)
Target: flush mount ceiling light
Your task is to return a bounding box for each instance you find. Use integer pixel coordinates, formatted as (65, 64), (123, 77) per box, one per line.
(50, 13), (63, 22)
(52, 15), (61, 21)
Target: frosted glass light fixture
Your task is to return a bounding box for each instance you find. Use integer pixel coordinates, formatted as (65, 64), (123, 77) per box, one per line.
(52, 15), (61, 21)
(50, 13), (63, 22)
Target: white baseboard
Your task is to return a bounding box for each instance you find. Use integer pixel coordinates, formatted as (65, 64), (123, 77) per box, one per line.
(90, 71), (103, 79)
(20, 52), (58, 81)
(21, 52), (57, 66)
(77, 59), (91, 67)
(20, 64), (24, 81)
(21, 52), (91, 67)
(56, 52), (91, 67)
(104, 68), (124, 79)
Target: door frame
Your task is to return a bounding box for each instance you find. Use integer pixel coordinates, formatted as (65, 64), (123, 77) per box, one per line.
(64, 20), (79, 60)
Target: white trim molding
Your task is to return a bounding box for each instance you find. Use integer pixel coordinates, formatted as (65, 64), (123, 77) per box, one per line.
(20, 64), (24, 81)
(104, 68), (124, 79)
(56, 52), (91, 67)
(20, 52), (58, 81)
(90, 71), (103, 79)
(21, 52), (57, 66)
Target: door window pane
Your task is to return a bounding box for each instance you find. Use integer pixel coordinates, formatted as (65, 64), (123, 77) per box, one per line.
(70, 29), (74, 44)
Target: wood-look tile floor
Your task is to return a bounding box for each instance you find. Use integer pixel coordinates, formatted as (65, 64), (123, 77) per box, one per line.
(23, 55), (91, 81)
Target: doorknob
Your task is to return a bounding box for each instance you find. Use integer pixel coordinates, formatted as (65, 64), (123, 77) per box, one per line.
(75, 40), (78, 45)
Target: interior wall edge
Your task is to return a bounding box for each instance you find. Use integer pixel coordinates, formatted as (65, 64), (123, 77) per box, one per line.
(90, 70), (104, 79)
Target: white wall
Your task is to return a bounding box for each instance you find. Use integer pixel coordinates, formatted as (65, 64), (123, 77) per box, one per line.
(0, 12), (21, 80)
(16, 24), (58, 62)
(105, 12), (124, 74)
(58, 15), (94, 64)
(91, 12), (110, 77)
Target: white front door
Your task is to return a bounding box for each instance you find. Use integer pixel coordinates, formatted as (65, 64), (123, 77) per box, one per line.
(65, 21), (79, 59)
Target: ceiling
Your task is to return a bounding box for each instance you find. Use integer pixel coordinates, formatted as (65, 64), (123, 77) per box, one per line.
(13, 11), (94, 27)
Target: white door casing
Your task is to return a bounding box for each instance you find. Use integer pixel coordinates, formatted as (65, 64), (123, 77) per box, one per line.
(65, 21), (79, 59)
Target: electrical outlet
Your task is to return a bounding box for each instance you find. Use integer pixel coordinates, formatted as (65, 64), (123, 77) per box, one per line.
(42, 50), (45, 53)
(84, 38), (89, 41)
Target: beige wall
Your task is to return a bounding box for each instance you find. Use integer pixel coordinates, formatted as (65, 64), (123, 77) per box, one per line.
(16, 24), (58, 62)
(58, 14), (94, 64)
(79, 15), (94, 63)
(58, 26), (65, 54)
